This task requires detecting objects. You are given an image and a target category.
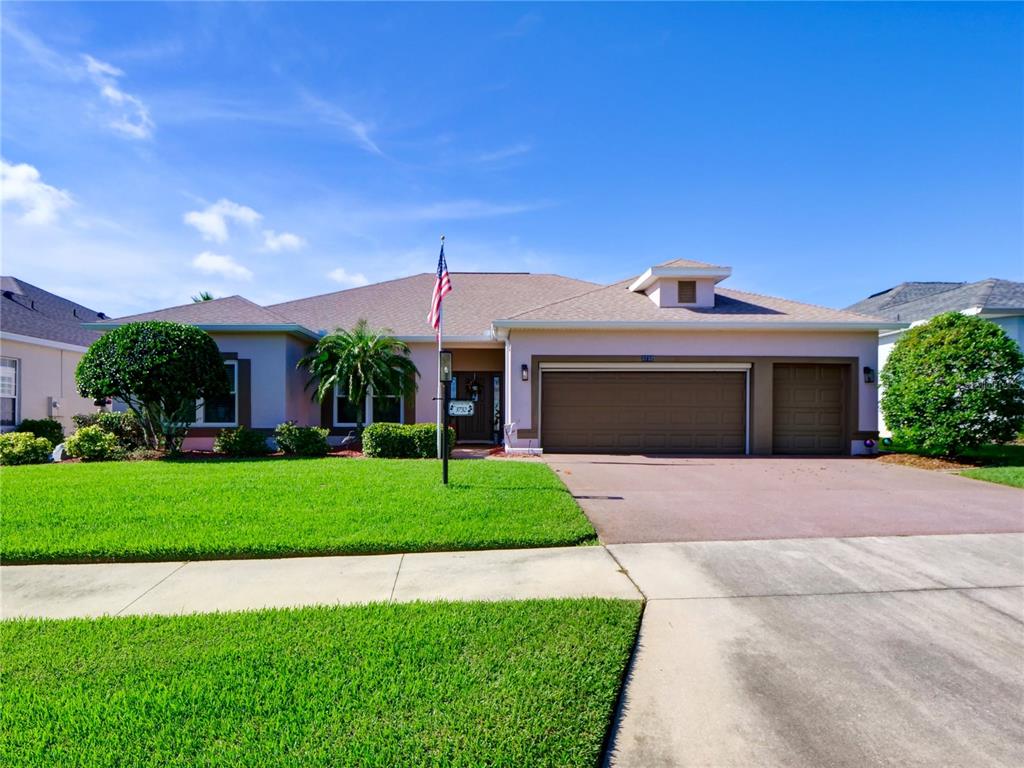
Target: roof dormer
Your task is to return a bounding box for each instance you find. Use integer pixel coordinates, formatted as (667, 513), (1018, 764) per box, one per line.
(629, 260), (731, 308)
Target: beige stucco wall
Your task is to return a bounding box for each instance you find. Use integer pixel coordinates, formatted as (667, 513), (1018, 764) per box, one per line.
(502, 328), (881, 454)
(0, 337), (98, 435)
(284, 334), (320, 426)
(182, 331), (317, 450)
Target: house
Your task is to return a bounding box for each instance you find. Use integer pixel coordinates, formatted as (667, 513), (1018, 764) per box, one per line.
(846, 278), (1024, 435)
(87, 260), (902, 455)
(0, 277), (108, 434)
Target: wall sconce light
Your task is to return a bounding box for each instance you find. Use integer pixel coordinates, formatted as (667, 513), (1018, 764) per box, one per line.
(863, 366), (876, 384)
(520, 364), (529, 382)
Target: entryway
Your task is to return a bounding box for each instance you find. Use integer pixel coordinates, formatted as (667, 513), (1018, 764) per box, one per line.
(450, 371), (502, 444)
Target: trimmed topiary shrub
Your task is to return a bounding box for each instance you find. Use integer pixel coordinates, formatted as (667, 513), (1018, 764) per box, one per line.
(15, 418), (64, 449)
(76, 321), (229, 452)
(274, 422), (330, 456)
(0, 432), (53, 465)
(881, 312), (1024, 455)
(64, 425), (119, 461)
(214, 426), (271, 457)
(362, 422), (456, 458)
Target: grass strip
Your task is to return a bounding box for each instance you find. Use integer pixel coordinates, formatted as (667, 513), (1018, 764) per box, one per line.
(1, 598), (641, 768)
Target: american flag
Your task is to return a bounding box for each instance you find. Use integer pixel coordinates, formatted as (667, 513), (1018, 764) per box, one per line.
(427, 241), (452, 331)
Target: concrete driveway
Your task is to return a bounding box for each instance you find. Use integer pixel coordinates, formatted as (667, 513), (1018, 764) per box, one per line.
(545, 455), (1024, 542)
(606, 533), (1024, 767)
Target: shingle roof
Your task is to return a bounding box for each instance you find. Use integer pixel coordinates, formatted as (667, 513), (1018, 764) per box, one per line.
(499, 278), (888, 326)
(89, 264), (903, 340)
(110, 295), (302, 327)
(845, 279), (1024, 323)
(0, 276), (106, 347)
(656, 258), (729, 269)
(269, 273), (599, 336)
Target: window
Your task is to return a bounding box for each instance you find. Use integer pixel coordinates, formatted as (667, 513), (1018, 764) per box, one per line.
(372, 393), (402, 423)
(0, 358), (17, 430)
(334, 384), (404, 426)
(197, 361), (238, 426)
(334, 384), (364, 426)
(677, 280), (697, 303)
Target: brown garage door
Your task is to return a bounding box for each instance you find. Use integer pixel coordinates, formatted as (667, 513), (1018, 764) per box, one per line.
(772, 364), (847, 455)
(541, 370), (746, 454)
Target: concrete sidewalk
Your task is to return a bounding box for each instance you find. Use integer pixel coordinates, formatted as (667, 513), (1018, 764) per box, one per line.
(0, 545), (641, 619)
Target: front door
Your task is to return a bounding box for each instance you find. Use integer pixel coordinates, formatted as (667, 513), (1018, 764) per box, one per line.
(451, 372), (502, 443)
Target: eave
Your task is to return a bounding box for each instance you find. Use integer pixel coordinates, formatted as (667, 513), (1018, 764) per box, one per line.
(83, 322), (321, 341)
(490, 319), (908, 340)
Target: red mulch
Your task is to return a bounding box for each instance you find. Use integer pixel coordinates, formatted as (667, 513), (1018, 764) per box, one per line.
(485, 449), (543, 460)
(875, 452), (980, 471)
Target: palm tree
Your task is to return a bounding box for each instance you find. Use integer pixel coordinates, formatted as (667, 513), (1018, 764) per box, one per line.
(192, 291), (215, 302)
(297, 319), (418, 429)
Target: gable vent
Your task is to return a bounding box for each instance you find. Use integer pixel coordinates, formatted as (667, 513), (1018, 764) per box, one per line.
(677, 280), (697, 303)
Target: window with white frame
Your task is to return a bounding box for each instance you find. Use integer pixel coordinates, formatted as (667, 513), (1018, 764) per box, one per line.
(333, 383), (404, 427)
(0, 358), (18, 429)
(196, 361), (238, 426)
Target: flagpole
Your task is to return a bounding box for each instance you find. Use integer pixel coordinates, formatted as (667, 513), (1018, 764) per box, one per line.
(436, 235), (445, 459)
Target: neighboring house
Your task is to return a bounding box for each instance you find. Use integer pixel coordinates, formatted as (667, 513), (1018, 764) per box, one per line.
(846, 278), (1024, 435)
(0, 277), (108, 434)
(88, 260), (901, 455)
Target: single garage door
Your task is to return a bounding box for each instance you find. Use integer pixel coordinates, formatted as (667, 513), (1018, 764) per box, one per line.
(772, 364), (847, 455)
(541, 370), (746, 454)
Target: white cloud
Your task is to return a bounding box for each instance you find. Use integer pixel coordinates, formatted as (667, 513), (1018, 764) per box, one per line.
(82, 54), (154, 139)
(326, 267), (370, 287)
(360, 199), (545, 222)
(0, 159), (74, 225)
(3, 21), (154, 140)
(301, 91), (382, 155)
(475, 142), (532, 163)
(262, 229), (306, 252)
(184, 199), (262, 242)
(192, 251), (253, 281)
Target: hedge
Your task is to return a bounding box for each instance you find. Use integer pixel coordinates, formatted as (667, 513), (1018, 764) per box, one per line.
(362, 423), (456, 458)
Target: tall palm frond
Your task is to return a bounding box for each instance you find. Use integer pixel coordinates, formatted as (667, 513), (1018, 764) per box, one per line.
(297, 319), (419, 429)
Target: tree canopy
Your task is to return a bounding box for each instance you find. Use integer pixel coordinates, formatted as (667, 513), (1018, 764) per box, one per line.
(881, 312), (1024, 455)
(76, 321), (229, 451)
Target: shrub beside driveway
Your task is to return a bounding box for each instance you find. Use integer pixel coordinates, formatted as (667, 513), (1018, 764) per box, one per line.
(0, 458), (596, 564)
(1, 599), (641, 767)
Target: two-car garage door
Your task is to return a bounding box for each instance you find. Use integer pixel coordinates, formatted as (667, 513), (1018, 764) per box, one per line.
(540, 364), (848, 455)
(541, 370), (747, 454)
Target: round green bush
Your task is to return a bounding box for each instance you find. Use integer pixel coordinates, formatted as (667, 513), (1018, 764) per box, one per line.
(76, 321), (229, 451)
(0, 432), (53, 465)
(15, 418), (64, 449)
(65, 426), (120, 461)
(362, 423), (455, 458)
(274, 422), (330, 456)
(73, 411), (147, 450)
(881, 312), (1024, 455)
(214, 426), (271, 457)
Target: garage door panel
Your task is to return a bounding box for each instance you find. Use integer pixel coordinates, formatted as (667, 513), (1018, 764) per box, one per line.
(542, 370), (746, 454)
(773, 364), (847, 455)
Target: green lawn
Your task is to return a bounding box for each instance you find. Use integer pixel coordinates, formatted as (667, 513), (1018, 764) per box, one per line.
(1, 599), (641, 768)
(0, 458), (596, 564)
(960, 466), (1024, 488)
(885, 439), (1024, 489)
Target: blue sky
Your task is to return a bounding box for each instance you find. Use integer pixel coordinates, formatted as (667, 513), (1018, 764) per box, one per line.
(2, 2), (1021, 318)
